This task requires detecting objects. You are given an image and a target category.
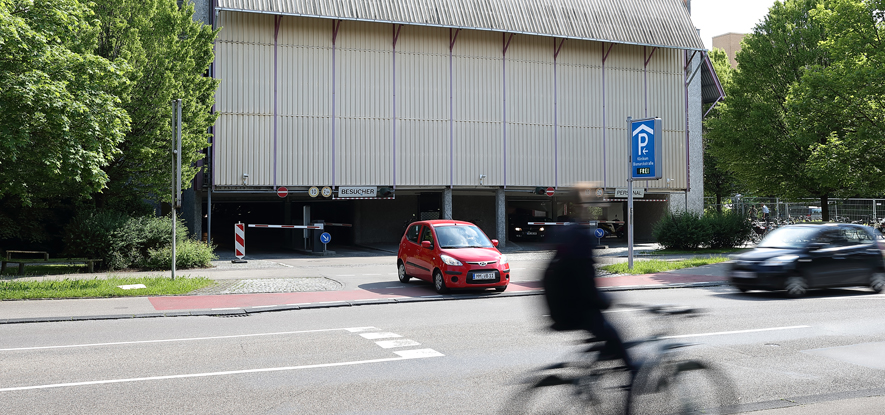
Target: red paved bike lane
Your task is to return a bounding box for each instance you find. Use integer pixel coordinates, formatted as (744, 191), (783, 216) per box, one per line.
(148, 272), (726, 312)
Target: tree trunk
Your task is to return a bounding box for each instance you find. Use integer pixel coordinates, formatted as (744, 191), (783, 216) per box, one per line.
(716, 194), (723, 213)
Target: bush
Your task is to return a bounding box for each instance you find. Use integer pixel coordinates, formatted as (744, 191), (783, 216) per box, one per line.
(64, 212), (215, 270)
(142, 236), (217, 270)
(705, 211), (753, 249)
(63, 210), (129, 268)
(652, 211), (711, 250)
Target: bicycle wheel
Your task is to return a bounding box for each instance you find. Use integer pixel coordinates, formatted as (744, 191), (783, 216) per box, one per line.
(632, 359), (738, 415)
(502, 360), (631, 415)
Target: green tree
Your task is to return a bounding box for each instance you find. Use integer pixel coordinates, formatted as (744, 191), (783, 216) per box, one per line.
(703, 48), (741, 212)
(705, 0), (851, 220)
(0, 0), (130, 206)
(89, 0), (219, 209)
(788, 0), (885, 198)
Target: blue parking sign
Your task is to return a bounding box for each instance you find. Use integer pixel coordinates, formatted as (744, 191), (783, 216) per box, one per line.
(631, 118), (662, 180)
(320, 232), (331, 244)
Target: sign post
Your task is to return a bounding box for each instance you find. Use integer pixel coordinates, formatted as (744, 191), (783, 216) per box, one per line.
(627, 117), (662, 269)
(171, 99), (182, 280)
(320, 232), (331, 252)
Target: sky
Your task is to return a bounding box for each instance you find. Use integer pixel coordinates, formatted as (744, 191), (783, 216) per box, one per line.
(689, 0), (779, 49)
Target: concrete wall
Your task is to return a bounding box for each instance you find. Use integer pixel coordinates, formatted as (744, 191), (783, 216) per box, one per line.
(452, 195), (497, 241)
(353, 196), (418, 245)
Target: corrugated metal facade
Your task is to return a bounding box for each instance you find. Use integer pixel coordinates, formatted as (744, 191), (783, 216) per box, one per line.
(215, 0), (704, 50)
(214, 12), (691, 189)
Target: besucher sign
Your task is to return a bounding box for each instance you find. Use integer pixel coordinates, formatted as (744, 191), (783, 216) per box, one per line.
(337, 186), (377, 198)
(631, 117), (662, 180)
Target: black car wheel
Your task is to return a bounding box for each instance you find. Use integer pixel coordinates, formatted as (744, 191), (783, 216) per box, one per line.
(870, 271), (885, 293)
(785, 275), (808, 298)
(397, 262), (411, 283)
(433, 270), (449, 294)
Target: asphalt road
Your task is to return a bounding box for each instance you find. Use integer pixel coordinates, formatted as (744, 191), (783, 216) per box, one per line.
(3, 284), (885, 414)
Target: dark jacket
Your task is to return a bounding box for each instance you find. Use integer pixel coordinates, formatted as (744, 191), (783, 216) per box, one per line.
(544, 224), (611, 331)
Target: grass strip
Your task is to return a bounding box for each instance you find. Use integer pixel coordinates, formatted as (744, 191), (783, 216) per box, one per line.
(600, 256), (730, 275)
(0, 276), (216, 300)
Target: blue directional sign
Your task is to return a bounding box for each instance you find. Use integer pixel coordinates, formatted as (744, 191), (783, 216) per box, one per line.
(594, 228), (605, 239)
(631, 117), (662, 180)
(320, 232), (331, 244)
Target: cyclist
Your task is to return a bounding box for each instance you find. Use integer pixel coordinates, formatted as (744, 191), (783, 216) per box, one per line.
(762, 204), (770, 224)
(543, 183), (639, 381)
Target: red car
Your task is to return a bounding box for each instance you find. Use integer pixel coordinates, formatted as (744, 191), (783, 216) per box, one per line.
(397, 220), (510, 294)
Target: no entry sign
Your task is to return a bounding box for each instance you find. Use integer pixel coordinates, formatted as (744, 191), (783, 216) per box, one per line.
(546, 187), (555, 197)
(277, 186), (288, 198)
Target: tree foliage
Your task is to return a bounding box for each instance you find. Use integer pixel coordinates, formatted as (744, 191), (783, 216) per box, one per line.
(703, 48), (741, 211)
(0, 0), (130, 206)
(90, 0), (219, 209)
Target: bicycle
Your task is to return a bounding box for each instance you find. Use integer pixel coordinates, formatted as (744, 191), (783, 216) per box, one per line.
(502, 304), (738, 414)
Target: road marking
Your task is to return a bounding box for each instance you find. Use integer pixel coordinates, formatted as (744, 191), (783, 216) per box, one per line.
(664, 325), (811, 339)
(359, 332), (401, 340)
(820, 295), (885, 300)
(0, 352), (444, 392)
(395, 349), (444, 358)
(345, 327), (377, 333)
(376, 339), (421, 349)
(383, 286), (405, 289)
(0, 328), (373, 352)
(364, 274), (381, 276)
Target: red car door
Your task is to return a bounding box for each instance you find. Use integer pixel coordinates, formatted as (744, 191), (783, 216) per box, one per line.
(413, 225), (437, 281)
(402, 224), (423, 276)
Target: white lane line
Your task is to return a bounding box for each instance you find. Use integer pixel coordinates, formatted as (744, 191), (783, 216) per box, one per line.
(0, 328), (371, 352)
(821, 295), (885, 300)
(345, 327), (377, 333)
(664, 325), (811, 339)
(395, 349), (445, 358)
(0, 352), (443, 392)
(376, 339), (421, 349)
(360, 332), (401, 340)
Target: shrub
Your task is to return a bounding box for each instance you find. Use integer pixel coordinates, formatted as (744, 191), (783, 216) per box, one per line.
(705, 211), (753, 249)
(652, 211), (711, 250)
(64, 212), (215, 270)
(142, 236), (217, 270)
(63, 210), (129, 268)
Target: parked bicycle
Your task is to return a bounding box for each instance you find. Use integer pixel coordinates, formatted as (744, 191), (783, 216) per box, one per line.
(501, 304), (737, 414)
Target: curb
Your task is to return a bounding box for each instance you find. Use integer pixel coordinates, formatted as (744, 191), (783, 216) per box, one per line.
(0, 281), (729, 325)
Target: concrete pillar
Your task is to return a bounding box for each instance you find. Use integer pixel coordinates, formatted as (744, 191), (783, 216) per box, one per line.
(442, 188), (453, 220)
(496, 188), (506, 248)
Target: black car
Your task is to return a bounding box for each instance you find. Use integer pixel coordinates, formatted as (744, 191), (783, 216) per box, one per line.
(728, 223), (885, 297)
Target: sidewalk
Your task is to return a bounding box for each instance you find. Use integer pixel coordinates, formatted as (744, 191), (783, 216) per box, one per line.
(0, 241), (730, 324)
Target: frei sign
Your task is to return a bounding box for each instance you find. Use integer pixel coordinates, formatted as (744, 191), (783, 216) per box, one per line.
(631, 117), (662, 180)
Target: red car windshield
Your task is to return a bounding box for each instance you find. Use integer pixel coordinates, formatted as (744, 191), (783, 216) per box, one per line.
(435, 225), (494, 249)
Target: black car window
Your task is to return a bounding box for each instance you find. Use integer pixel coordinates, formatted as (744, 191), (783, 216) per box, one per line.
(406, 224), (420, 243)
(843, 227), (873, 245)
(421, 226), (434, 248)
(814, 229), (842, 248)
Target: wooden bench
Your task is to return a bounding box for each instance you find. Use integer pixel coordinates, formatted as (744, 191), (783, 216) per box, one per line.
(1, 251), (103, 275)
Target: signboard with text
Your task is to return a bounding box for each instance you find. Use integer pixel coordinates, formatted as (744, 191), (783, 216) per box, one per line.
(631, 117), (662, 180)
(337, 186), (377, 198)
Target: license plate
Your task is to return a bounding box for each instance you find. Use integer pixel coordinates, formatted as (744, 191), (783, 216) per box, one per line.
(732, 271), (755, 279)
(526, 231), (537, 235)
(473, 272), (496, 280)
